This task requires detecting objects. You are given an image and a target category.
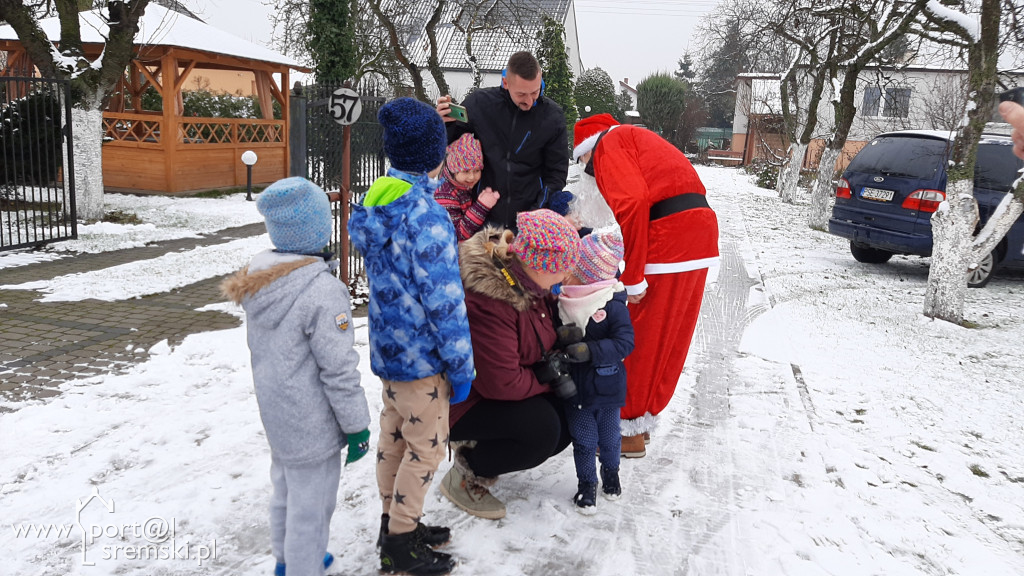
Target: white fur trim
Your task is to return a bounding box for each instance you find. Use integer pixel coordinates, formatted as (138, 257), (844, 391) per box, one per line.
(624, 278), (648, 295)
(620, 413), (658, 436)
(644, 256), (721, 275)
(572, 132), (602, 161)
(572, 124), (619, 161)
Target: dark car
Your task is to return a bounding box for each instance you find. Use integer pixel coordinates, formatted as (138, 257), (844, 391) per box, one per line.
(828, 129), (1024, 287)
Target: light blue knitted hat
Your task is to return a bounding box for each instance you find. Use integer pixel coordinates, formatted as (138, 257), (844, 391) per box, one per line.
(256, 176), (332, 254)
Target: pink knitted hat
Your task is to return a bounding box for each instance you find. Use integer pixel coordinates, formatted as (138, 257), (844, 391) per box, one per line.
(572, 230), (624, 284)
(510, 209), (580, 273)
(446, 133), (484, 173)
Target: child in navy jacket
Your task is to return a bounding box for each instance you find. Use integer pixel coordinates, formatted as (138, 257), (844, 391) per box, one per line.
(557, 229), (634, 513)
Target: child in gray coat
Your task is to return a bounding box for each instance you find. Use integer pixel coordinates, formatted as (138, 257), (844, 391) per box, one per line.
(222, 176), (371, 576)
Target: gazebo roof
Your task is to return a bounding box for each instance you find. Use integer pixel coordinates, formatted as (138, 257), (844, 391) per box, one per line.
(0, 4), (305, 71)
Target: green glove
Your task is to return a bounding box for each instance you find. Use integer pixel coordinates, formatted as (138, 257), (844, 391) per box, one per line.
(345, 429), (370, 465)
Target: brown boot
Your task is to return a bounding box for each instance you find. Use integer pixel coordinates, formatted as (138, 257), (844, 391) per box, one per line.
(621, 433), (646, 458)
(643, 431), (650, 445)
(439, 447), (505, 519)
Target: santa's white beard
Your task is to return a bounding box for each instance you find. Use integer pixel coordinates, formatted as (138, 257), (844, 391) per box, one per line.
(568, 171), (619, 232)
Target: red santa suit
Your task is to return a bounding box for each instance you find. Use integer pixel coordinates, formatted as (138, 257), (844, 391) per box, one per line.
(572, 114), (719, 437)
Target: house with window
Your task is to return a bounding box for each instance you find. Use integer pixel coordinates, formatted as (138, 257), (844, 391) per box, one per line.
(730, 65), (1024, 171)
(386, 0), (582, 100)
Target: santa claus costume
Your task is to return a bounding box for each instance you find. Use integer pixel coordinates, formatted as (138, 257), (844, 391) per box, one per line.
(570, 113), (719, 458)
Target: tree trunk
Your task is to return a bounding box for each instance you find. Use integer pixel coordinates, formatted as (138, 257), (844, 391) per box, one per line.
(808, 147), (840, 230)
(71, 106), (105, 221)
(923, 180), (976, 321)
(777, 143), (806, 204)
(969, 191), (1024, 268)
(922, 0), (1002, 323)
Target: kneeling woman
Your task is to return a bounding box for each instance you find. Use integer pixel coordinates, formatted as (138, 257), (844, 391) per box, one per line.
(440, 209), (581, 519)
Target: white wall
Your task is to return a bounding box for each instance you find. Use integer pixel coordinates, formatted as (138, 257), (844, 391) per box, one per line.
(731, 68), (1022, 143)
(563, 0), (584, 79)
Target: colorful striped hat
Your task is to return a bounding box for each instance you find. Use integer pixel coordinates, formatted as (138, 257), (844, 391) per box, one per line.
(510, 209), (580, 274)
(446, 133), (484, 173)
(572, 230), (624, 284)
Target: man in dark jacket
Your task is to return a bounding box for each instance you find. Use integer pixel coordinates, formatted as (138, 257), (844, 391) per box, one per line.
(436, 51), (569, 230)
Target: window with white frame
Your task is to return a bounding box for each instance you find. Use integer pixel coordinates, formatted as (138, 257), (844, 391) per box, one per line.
(863, 87), (882, 116)
(862, 86), (911, 118)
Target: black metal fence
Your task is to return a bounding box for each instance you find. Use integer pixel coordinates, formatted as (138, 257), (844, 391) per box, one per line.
(296, 83), (387, 286)
(0, 76), (76, 251)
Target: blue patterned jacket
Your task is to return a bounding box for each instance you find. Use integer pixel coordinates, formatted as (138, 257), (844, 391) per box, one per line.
(349, 168), (475, 396)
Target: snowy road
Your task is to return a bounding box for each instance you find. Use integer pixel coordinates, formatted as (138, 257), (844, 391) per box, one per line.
(4, 166), (1024, 575)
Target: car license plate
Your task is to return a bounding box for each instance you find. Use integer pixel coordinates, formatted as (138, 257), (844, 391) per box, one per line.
(861, 187), (894, 202)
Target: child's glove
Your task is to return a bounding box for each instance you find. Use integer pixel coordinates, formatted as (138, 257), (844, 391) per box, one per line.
(546, 189), (574, 216)
(450, 379), (472, 405)
(555, 323), (584, 348)
(562, 342), (591, 363)
(345, 429), (371, 465)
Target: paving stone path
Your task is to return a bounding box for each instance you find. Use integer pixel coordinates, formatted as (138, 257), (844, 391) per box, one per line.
(0, 223), (265, 408)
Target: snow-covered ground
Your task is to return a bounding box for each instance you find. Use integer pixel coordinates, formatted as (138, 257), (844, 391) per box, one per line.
(2, 166), (1022, 575)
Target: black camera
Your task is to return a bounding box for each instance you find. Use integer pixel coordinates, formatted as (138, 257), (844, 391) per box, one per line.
(532, 351), (577, 400)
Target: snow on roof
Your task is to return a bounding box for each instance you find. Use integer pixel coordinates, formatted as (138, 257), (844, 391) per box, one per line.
(0, 4), (302, 69)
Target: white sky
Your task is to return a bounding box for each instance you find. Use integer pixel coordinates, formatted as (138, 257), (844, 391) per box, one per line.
(3, 165), (1023, 575)
(196, 0), (723, 90)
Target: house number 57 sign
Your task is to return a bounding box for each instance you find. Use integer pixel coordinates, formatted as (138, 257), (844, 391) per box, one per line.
(329, 88), (361, 125)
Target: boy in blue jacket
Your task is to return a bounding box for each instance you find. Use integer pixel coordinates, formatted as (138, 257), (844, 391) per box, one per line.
(221, 176), (372, 576)
(349, 97), (475, 576)
(557, 229), (635, 514)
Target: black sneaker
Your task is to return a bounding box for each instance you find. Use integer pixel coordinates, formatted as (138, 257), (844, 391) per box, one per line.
(572, 481), (598, 515)
(380, 530), (454, 575)
(601, 465), (621, 500)
(377, 514), (452, 548)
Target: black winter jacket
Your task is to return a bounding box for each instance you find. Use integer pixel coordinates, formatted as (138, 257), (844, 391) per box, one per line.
(448, 87), (569, 230)
(565, 290), (634, 409)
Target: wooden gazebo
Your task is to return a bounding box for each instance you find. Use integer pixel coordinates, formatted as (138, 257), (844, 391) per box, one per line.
(0, 5), (310, 194)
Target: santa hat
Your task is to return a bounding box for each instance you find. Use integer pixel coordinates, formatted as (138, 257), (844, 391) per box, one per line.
(572, 113), (619, 161)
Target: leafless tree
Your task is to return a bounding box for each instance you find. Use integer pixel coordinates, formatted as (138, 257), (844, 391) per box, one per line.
(0, 0), (152, 220)
(918, 0), (1024, 323)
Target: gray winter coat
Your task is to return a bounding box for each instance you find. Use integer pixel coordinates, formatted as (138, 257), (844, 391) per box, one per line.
(221, 251), (371, 466)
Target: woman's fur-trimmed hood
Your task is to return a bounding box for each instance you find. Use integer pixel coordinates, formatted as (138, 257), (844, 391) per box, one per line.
(459, 226), (538, 312)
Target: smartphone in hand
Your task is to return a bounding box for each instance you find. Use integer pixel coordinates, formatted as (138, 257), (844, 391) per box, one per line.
(999, 87), (1024, 106)
(449, 103), (469, 123)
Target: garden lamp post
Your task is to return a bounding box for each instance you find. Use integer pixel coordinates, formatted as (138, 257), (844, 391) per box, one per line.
(241, 150), (258, 201)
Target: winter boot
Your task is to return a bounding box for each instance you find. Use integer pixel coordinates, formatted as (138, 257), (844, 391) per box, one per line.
(380, 530), (454, 575)
(272, 552), (333, 576)
(377, 513), (451, 549)
(600, 465), (621, 500)
(572, 481), (598, 515)
(438, 447), (505, 519)
(621, 433), (646, 458)
(643, 431), (651, 445)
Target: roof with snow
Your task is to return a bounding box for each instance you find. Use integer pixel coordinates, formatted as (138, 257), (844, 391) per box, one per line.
(0, 4), (303, 70)
(388, 0), (574, 72)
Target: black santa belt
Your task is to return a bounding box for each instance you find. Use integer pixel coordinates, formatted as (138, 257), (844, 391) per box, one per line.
(650, 193), (709, 221)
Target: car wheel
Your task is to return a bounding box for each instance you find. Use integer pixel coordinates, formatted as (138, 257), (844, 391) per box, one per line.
(850, 241), (893, 264)
(967, 249), (997, 288)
